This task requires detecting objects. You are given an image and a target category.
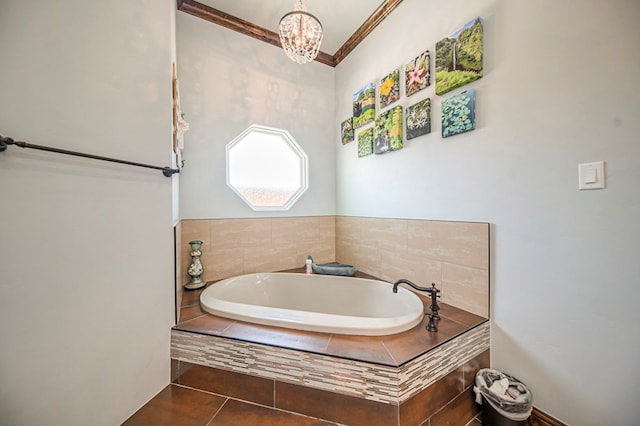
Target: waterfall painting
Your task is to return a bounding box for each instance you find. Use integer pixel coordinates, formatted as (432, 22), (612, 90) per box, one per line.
(357, 127), (374, 157)
(435, 17), (483, 96)
(374, 106), (403, 154)
(379, 69), (400, 109)
(405, 50), (430, 97)
(341, 117), (354, 145)
(406, 98), (431, 140)
(441, 89), (476, 138)
(353, 83), (376, 128)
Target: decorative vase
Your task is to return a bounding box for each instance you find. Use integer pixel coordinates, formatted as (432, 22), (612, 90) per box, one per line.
(185, 240), (205, 290)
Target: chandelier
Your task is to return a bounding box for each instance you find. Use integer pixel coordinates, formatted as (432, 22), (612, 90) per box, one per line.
(278, 0), (323, 64)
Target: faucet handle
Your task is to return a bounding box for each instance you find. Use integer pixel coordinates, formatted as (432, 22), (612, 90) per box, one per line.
(431, 282), (441, 297)
(429, 283), (441, 318)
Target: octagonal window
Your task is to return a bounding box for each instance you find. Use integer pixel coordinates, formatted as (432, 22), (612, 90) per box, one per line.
(226, 125), (308, 211)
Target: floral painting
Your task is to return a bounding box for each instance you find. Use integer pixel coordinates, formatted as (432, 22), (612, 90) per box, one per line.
(357, 127), (374, 157)
(435, 17), (483, 96)
(441, 89), (475, 138)
(353, 83), (376, 128)
(379, 69), (400, 109)
(405, 51), (430, 97)
(406, 98), (431, 140)
(341, 117), (354, 145)
(374, 106), (403, 154)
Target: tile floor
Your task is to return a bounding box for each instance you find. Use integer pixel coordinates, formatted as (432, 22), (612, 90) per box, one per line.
(123, 383), (483, 425)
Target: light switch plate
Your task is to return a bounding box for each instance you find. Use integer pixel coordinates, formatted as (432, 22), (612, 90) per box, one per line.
(578, 161), (605, 190)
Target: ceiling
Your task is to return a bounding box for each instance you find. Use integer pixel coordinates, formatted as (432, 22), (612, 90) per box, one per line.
(178, 0), (404, 66)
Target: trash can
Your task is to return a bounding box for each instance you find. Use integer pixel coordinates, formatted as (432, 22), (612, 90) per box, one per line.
(473, 368), (533, 426)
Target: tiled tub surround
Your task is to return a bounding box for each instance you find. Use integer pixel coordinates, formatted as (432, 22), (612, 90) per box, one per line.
(336, 217), (489, 318)
(172, 323), (489, 404)
(176, 217), (489, 423)
(180, 216), (489, 318)
(180, 216), (336, 284)
(171, 277), (489, 425)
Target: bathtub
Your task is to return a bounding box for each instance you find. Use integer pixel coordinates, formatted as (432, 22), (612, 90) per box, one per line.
(200, 273), (425, 336)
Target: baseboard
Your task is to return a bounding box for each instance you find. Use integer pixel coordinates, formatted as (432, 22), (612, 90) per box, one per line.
(529, 407), (566, 426)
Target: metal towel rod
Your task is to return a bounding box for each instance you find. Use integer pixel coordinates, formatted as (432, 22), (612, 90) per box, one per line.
(0, 135), (179, 177)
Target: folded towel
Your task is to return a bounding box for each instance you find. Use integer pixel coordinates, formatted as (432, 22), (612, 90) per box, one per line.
(311, 263), (357, 276)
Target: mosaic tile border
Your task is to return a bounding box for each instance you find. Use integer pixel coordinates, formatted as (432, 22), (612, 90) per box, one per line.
(399, 322), (490, 400)
(171, 322), (489, 404)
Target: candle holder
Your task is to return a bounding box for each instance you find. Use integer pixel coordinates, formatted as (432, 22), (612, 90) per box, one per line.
(185, 240), (205, 290)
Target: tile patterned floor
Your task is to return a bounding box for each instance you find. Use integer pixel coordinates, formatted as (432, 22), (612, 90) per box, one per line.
(122, 384), (338, 425)
(123, 383), (484, 426)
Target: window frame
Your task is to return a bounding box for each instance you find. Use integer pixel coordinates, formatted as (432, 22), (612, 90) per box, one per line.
(225, 124), (309, 211)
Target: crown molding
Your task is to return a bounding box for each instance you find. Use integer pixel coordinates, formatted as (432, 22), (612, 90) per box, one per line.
(177, 0), (404, 67)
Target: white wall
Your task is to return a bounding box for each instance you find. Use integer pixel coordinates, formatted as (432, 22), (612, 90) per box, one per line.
(171, 0), (181, 225)
(177, 12), (335, 219)
(0, 1), (175, 424)
(336, 0), (640, 424)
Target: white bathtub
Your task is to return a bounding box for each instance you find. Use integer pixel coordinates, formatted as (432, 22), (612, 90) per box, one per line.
(200, 273), (425, 336)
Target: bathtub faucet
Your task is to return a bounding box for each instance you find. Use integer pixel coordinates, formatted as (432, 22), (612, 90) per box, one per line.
(392, 278), (432, 294)
(392, 279), (440, 332)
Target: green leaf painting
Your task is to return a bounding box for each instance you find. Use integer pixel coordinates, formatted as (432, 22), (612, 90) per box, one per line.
(435, 17), (483, 96)
(441, 89), (475, 138)
(353, 83), (375, 128)
(374, 106), (403, 154)
(357, 127), (374, 157)
(341, 117), (354, 145)
(406, 98), (431, 140)
(405, 51), (430, 97)
(379, 69), (400, 109)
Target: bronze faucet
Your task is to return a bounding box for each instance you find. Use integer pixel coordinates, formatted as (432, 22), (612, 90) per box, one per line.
(392, 279), (440, 332)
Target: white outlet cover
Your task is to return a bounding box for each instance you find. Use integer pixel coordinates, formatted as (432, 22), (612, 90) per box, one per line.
(578, 161), (605, 190)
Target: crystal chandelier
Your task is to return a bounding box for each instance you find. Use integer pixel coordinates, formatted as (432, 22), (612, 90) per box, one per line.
(278, 0), (323, 64)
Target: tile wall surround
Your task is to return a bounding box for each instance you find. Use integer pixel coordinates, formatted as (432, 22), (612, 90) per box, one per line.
(180, 216), (336, 285)
(179, 215), (489, 318)
(336, 216), (489, 318)
(171, 322), (490, 405)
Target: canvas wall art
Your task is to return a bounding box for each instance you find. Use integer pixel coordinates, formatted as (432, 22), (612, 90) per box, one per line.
(379, 69), (400, 109)
(341, 117), (354, 145)
(374, 106), (403, 154)
(353, 83), (376, 128)
(405, 51), (430, 97)
(406, 98), (431, 140)
(441, 89), (475, 138)
(435, 17), (483, 96)
(357, 127), (374, 157)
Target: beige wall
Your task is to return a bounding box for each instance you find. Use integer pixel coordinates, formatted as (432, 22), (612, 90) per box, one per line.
(181, 216), (336, 284)
(336, 217), (488, 318)
(180, 216), (488, 318)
